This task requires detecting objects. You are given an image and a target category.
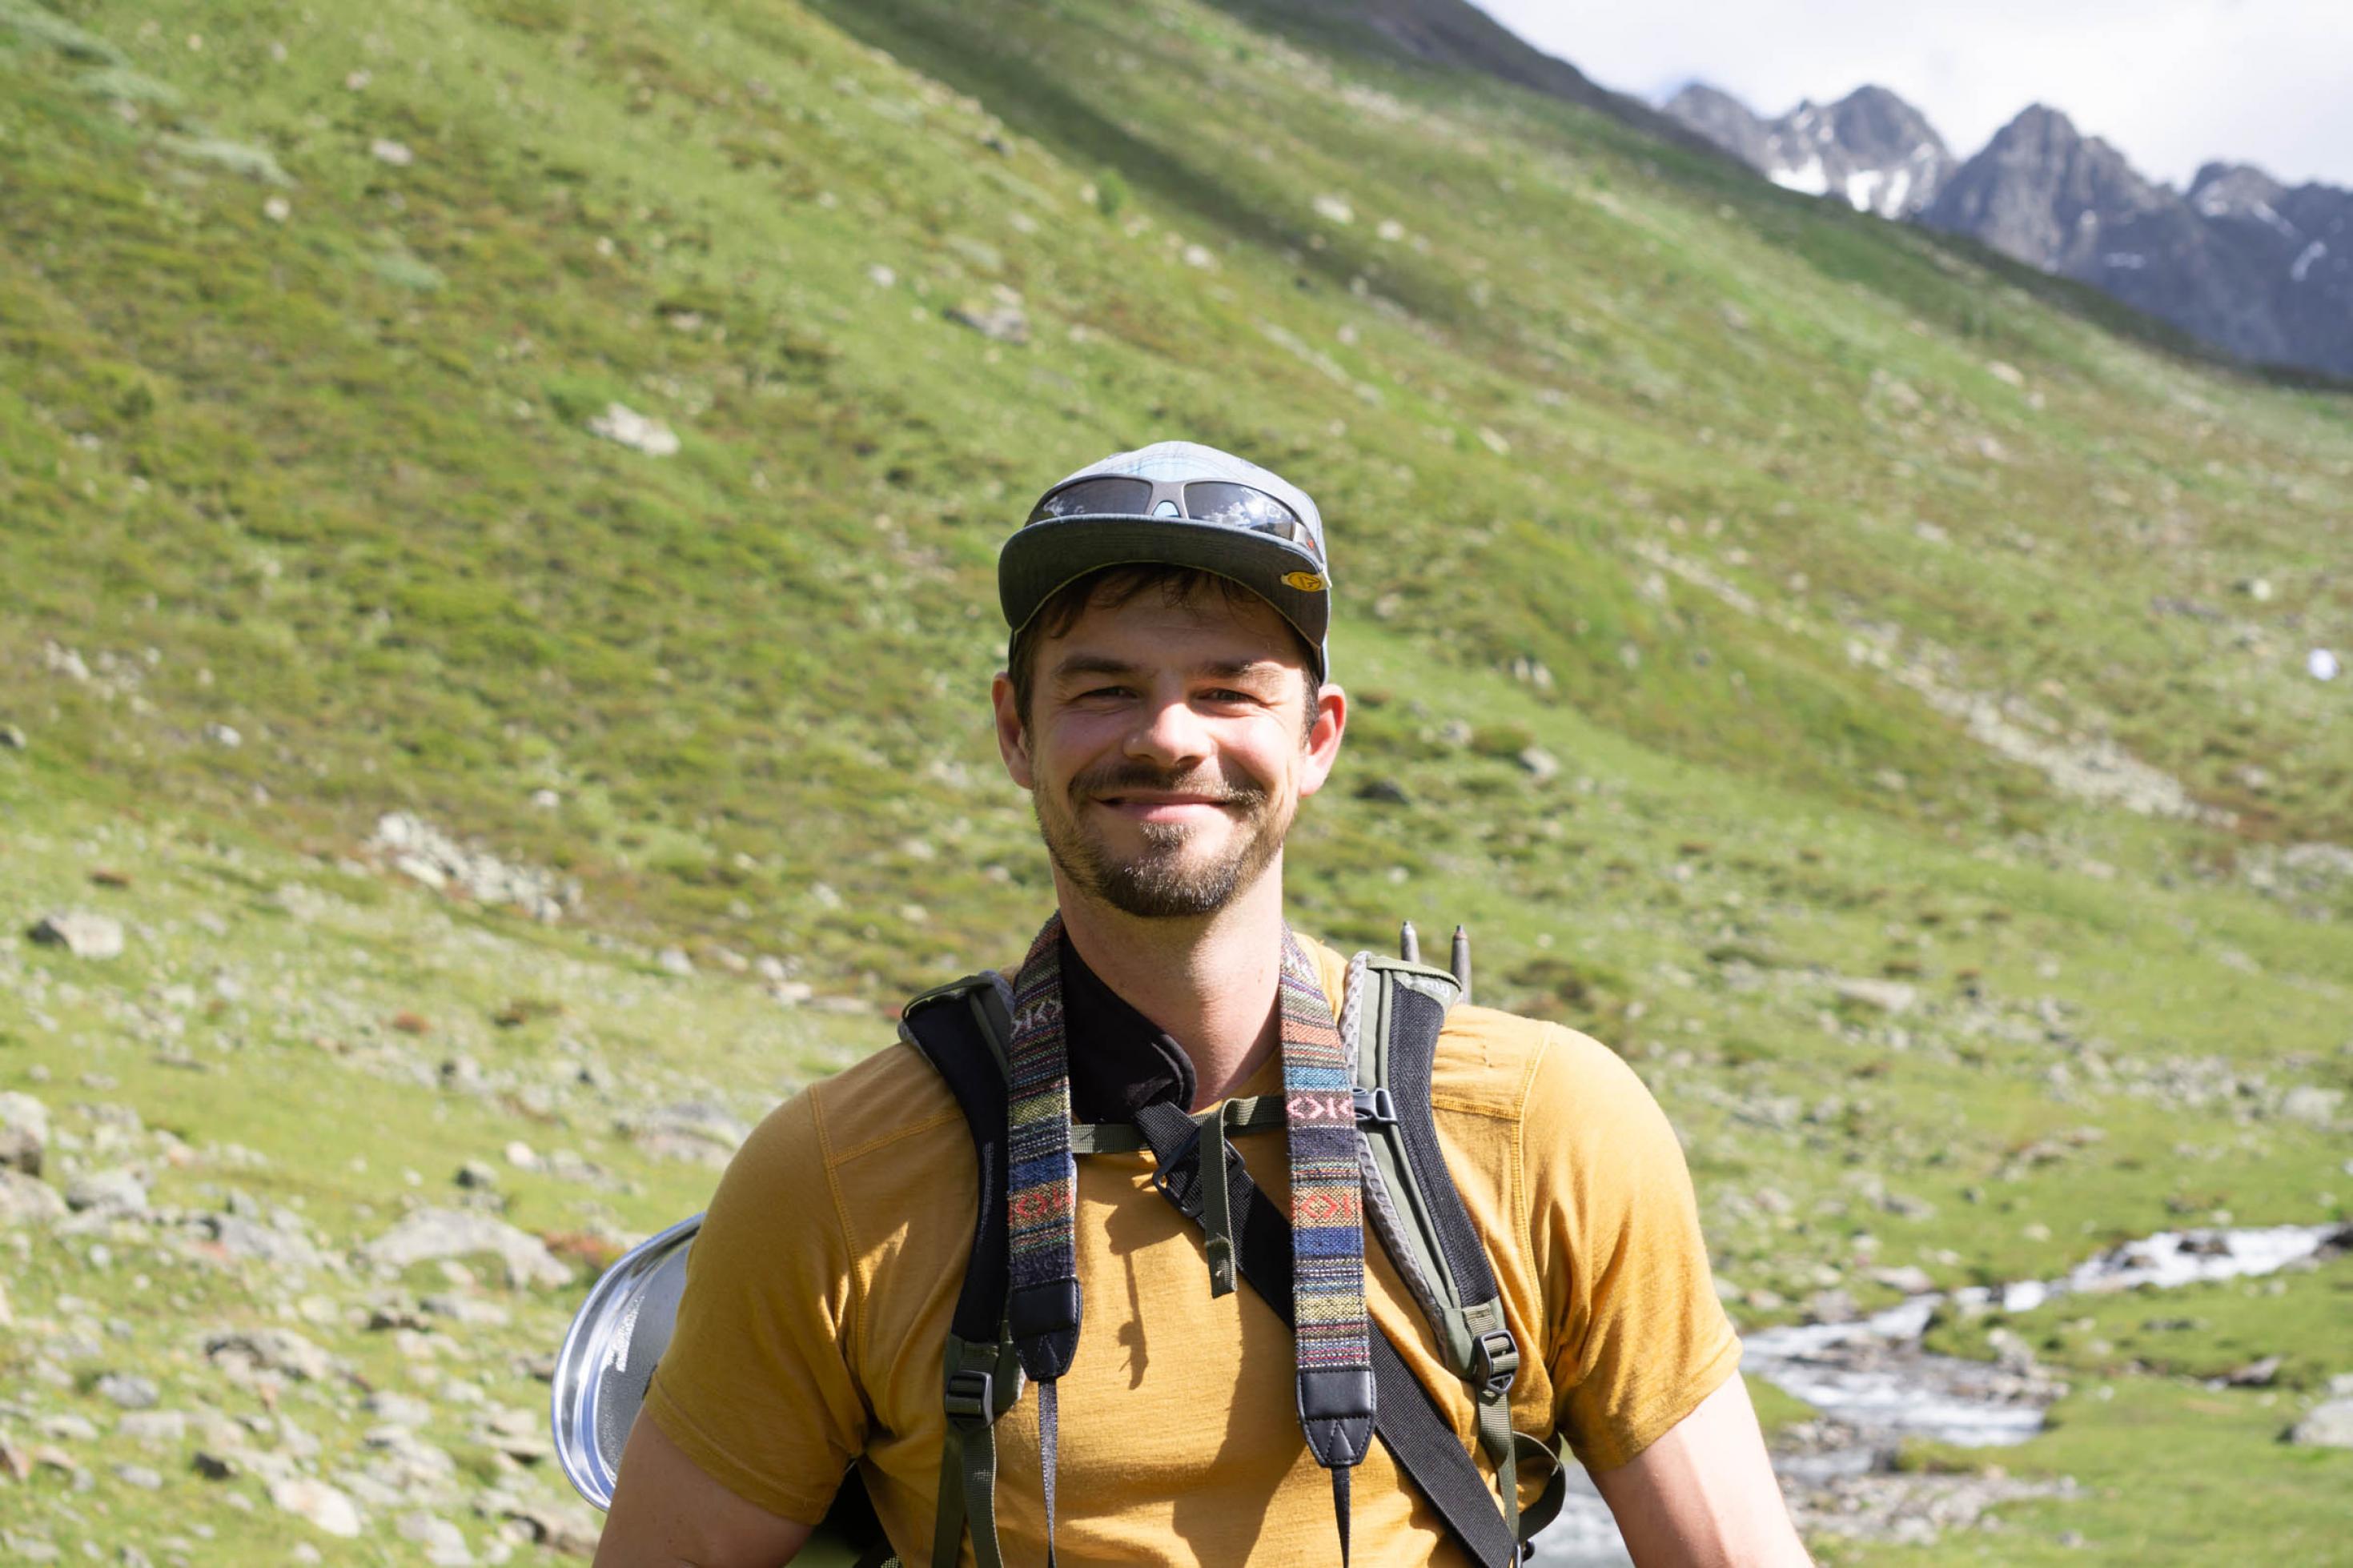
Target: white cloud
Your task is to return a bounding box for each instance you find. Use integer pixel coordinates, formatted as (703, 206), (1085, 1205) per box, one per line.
(1471, 0), (2353, 190)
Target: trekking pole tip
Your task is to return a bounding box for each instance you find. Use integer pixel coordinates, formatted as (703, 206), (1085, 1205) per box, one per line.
(1450, 925), (1471, 1001)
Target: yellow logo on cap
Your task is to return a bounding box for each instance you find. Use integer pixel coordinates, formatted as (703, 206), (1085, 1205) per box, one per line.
(1283, 571), (1326, 592)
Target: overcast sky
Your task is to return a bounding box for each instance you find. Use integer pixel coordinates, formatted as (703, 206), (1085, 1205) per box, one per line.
(1468, 0), (2353, 190)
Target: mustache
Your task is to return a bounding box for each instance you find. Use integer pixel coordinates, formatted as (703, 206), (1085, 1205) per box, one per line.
(1068, 760), (1267, 808)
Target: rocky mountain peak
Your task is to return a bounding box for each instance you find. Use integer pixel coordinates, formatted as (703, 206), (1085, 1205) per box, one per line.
(1663, 78), (2353, 379)
(1662, 80), (1951, 219)
(2188, 162), (2294, 226)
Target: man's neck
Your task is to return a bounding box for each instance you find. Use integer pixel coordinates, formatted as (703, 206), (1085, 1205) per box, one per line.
(1053, 862), (1287, 1112)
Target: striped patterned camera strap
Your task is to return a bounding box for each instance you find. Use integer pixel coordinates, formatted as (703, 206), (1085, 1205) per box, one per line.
(1004, 916), (1375, 1555)
(1278, 928), (1375, 1551)
(1003, 913), (1082, 1562)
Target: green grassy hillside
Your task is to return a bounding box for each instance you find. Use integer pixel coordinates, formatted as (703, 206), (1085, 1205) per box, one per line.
(2, 0), (2348, 1562)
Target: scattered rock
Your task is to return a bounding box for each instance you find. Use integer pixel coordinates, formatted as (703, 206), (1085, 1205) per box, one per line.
(456, 1160), (500, 1191)
(369, 138), (414, 166)
(366, 812), (580, 921)
(363, 1391), (434, 1428)
(2223, 1355), (2282, 1387)
(2286, 1398), (2353, 1449)
(189, 1211), (327, 1271)
(398, 1511), (472, 1566)
(191, 1450), (241, 1481)
(113, 1462), (164, 1490)
(945, 288), (1029, 344)
(422, 1292), (510, 1327)
(116, 1410), (187, 1446)
(95, 1373), (160, 1410)
(1516, 747), (1561, 784)
(1353, 777), (1411, 805)
(620, 1102), (750, 1167)
(202, 721), (242, 748)
(1835, 978), (1917, 1016)
(205, 1326), (337, 1382)
(64, 1168), (148, 1217)
(495, 1498), (600, 1555)
(2279, 1086), (2344, 1127)
(1807, 1288), (1859, 1325)
(27, 911), (125, 960)
(584, 402), (680, 457)
(0, 724), (26, 749)
(361, 1208), (572, 1289)
(0, 1092), (49, 1176)
(1871, 1265), (1937, 1295)
(0, 1169), (67, 1226)
(655, 946), (693, 977)
(271, 1477), (363, 1538)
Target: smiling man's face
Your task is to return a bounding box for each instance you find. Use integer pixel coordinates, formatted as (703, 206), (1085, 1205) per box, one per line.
(994, 577), (1344, 920)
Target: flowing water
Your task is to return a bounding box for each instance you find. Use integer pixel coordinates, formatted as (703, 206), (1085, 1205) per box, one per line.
(1528, 1223), (2347, 1565)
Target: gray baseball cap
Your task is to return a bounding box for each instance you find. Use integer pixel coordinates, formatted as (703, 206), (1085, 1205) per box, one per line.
(999, 441), (1331, 679)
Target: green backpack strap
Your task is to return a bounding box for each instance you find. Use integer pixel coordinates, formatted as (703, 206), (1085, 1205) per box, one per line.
(1351, 948), (1565, 1546)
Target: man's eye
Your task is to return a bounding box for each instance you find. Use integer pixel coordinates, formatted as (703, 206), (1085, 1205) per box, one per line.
(1202, 689), (1260, 705)
(1078, 685), (1134, 700)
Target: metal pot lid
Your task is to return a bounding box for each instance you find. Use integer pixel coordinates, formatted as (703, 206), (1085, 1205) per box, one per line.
(550, 1212), (702, 1511)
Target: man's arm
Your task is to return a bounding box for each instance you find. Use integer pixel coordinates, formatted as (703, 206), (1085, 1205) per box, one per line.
(592, 1414), (816, 1568)
(1588, 1373), (1813, 1568)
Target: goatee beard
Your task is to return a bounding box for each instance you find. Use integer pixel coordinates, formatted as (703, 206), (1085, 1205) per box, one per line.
(1036, 762), (1286, 920)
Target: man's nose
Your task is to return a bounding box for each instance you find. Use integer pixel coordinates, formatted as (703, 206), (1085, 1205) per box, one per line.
(1125, 689), (1211, 767)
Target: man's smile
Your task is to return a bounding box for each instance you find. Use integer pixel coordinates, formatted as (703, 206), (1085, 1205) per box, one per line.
(1090, 791), (1237, 821)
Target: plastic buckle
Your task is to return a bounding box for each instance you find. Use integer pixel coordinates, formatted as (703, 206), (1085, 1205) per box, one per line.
(1351, 1086), (1396, 1126)
(943, 1367), (994, 1427)
(1471, 1329), (1520, 1398)
(1147, 1121), (1209, 1217)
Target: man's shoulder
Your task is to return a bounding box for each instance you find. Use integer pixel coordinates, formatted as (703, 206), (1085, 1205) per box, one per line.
(1431, 1003), (1633, 1129)
(743, 1036), (966, 1180)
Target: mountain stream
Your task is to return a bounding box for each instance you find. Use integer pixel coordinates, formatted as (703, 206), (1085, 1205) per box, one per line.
(1528, 1222), (2349, 1565)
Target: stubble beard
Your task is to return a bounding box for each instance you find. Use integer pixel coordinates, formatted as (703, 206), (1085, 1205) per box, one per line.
(1034, 764), (1290, 920)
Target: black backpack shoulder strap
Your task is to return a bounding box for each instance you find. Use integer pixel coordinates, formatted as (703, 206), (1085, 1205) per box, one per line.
(897, 973), (1022, 1568)
(1357, 955), (1564, 1546)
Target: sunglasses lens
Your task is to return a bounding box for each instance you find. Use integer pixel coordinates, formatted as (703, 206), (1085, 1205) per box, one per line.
(1184, 483), (1311, 551)
(1026, 476), (1153, 523)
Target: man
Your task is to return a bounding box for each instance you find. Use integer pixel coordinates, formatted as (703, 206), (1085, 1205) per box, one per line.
(597, 443), (1810, 1566)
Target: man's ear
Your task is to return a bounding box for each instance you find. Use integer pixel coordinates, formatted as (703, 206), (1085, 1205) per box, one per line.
(991, 672), (1035, 789)
(1295, 681), (1347, 800)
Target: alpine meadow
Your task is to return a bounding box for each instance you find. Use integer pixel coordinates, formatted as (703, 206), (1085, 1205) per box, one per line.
(1, 1), (2349, 1564)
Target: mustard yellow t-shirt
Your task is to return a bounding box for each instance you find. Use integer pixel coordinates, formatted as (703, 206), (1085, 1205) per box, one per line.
(644, 936), (1737, 1566)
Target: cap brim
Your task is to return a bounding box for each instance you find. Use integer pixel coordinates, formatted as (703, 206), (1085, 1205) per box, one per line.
(999, 515), (1330, 665)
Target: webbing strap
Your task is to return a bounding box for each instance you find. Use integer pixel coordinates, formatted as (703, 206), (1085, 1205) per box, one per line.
(1038, 1381), (1061, 1567)
(934, 1334), (1016, 1568)
(1201, 1108), (1237, 1297)
(1133, 1102), (1519, 1566)
(1476, 1394), (1517, 1542)
(1069, 1096), (1284, 1154)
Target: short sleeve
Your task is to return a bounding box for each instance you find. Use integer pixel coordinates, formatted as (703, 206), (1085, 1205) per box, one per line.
(640, 1088), (867, 1523)
(1527, 1030), (1741, 1471)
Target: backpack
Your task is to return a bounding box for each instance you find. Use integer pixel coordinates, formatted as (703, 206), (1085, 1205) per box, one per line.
(884, 923), (1565, 1568)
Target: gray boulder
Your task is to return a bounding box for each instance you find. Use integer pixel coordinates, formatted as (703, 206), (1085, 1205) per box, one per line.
(360, 1208), (571, 1289)
(27, 912), (124, 960)
(2287, 1398), (2353, 1449)
(0, 1092), (49, 1175)
(0, 1169), (66, 1226)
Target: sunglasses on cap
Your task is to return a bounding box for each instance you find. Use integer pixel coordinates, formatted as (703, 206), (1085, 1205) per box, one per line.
(1023, 475), (1321, 559)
